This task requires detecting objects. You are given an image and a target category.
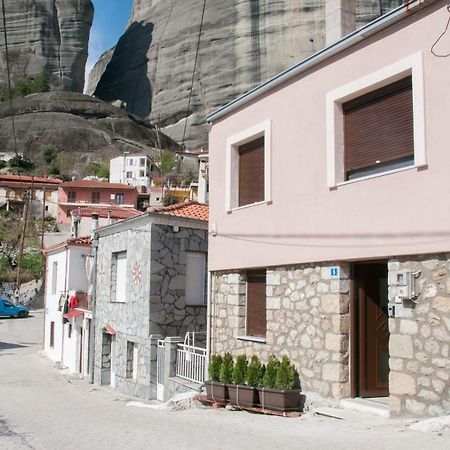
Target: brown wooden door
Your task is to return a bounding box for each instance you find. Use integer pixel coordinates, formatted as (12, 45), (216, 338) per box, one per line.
(356, 263), (389, 397)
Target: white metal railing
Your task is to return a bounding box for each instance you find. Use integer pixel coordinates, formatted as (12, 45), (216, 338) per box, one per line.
(176, 343), (207, 384)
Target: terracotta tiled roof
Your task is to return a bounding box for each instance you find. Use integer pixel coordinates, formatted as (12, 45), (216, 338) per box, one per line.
(43, 235), (91, 253)
(150, 201), (208, 222)
(0, 174), (62, 184)
(61, 180), (137, 190)
(71, 206), (142, 220)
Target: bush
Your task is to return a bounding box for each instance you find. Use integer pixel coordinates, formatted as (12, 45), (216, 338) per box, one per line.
(262, 355), (280, 389)
(275, 355), (298, 390)
(246, 355), (263, 387)
(0, 73), (50, 102)
(232, 355), (247, 386)
(208, 354), (222, 382)
(7, 155), (34, 171)
(219, 352), (234, 384)
(84, 161), (109, 179)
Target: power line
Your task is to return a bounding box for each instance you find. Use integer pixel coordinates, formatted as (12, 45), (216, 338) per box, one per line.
(431, 4), (450, 58)
(181, 0), (207, 148)
(1, 0), (19, 158)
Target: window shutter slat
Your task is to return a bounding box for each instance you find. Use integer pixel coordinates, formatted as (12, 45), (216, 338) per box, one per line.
(344, 76), (413, 176)
(247, 271), (266, 337)
(239, 137), (265, 206)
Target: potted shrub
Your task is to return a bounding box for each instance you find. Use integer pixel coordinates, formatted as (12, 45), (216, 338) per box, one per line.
(228, 354), (257, 408)
(205, 354), (225, 402)
(258, 355), (301, 412)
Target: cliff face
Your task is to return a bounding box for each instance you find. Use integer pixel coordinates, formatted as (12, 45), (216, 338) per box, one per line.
(89, 0), (403, 149)
(0, 0), (93, 92)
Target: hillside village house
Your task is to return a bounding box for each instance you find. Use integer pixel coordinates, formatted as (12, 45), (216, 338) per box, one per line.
(57, 180), (139, 231)
(207, 0), (450, 417)
(0, 174), (61, 218)
(109, 153), (153, 187)
(93, 202), (208, 400)
(43, 236), (93, 379)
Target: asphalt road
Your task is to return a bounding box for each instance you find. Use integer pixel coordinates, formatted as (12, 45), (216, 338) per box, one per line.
(1, 310), (449, 450)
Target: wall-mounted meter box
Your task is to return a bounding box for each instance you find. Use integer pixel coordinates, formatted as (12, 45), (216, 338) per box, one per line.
(394, 270), (415, 303)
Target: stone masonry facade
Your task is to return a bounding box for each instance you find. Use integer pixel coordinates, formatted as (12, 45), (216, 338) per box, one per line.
(212, 254), (450, 416)
(211, 262), (351, 399)
(388, 254), (450, 417)
(94, 218), (207, 400)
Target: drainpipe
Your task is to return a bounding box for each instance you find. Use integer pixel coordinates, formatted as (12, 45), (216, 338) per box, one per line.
(88, 213), (99, 384)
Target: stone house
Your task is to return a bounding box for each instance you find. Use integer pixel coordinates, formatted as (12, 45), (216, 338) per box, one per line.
(206, 0), (450, 416)
(93, 201), (208, 400)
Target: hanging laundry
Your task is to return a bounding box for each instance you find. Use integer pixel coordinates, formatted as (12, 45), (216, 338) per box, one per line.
(68, 294), (78, 309)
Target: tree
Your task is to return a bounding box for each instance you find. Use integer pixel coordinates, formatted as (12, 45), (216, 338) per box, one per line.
(0, 217), (21, 267)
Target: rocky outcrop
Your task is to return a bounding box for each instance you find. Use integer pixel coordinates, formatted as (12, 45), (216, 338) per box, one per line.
(0, 91), (178, 175)
(89, 0), (403, 149)
(0, 0), (93, 92)
(85, 47), (114, 96)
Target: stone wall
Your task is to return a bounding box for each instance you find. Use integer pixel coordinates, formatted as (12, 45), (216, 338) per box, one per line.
(211, 263), (350, 398)
(94, 218), (208, 400)
(388, 254), (450, 416)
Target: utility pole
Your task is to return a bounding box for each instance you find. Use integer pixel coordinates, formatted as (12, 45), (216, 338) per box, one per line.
(16, 189), (30, 288)
(40, 187), (46, 250)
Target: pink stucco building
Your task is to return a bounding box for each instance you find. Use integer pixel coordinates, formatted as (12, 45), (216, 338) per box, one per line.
(57, 180), (138, 224)
(207, 1), (450, 416)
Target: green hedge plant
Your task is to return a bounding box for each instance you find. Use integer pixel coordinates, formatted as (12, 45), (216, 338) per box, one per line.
(208, 354), (222, 382)
(232, 354), (247, 385)
(275, 355), (298, 390)
(262, 355), (280, 389)
(219, 352), (234, 384)
(246, 355), (264, 387)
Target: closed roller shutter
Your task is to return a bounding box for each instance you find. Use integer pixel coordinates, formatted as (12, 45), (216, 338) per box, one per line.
(246, 270), (266, 337)
(238, 137), (265, 206)
(343, 76), (413, 178)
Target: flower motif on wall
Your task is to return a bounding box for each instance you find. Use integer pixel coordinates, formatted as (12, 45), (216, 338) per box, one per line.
(97, 264), (106, 282)
(133, 263), (142, 285)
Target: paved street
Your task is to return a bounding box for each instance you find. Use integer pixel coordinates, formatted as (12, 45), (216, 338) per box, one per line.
(0, 311), (449, 450)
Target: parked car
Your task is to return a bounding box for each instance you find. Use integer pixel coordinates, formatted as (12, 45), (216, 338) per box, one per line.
(0, 298), (29, 318)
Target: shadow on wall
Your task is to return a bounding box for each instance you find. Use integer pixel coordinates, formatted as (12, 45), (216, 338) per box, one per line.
(93, 21), (154, 118)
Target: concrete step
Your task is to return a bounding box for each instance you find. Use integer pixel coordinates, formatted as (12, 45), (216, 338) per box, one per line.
(340, 398), (390, 418)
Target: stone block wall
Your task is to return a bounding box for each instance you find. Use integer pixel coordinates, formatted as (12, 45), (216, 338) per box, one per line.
(149, 224), (208, 337)
(388, 254), (450, 416)
(211, 263), (350, 398)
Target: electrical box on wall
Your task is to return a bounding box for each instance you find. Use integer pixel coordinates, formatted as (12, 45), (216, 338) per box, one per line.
(393, 269), (416, 303)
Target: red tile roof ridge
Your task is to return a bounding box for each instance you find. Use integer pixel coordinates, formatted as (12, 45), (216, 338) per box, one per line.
(43, 235), (91, 253)
(61, 180), (137, 190)
(0, 174), (62, 184)
(149, 201), (208, 221)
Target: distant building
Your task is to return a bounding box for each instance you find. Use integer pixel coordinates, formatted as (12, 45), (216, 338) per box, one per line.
(57, 180), (138, 225)
(109, 154), (153, 188)
(0, 174), (62, 219)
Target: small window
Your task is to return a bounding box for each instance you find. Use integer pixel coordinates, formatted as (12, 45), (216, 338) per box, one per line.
(126, 341), (135, 379)
(238, 137), (265, 207)
(140, 158), (146, 166)
(139, 170), (145, 177)
(51, 261), (58, 295)
(128, 158), (135, 166)
(126, 171), (132, 178)
(246, 270), (266, 338)
(68, 324), (72, 338)
(185, 252), (206, 305)
(115, 193), (124, 205)
(343, 76), (414, 180)
(68, 191), (76, 202)
(92, 192), (100, 204)
(111, 251), (127, 302)
(50, 322), (55, 348)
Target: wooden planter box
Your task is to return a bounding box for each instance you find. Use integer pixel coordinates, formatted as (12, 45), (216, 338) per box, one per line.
(204, 381), (228, 403)
(258, 388), (302, 412)
(228, 384), (259, 408)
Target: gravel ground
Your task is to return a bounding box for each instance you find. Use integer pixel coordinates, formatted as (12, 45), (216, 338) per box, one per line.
(0, 310), (449, 450)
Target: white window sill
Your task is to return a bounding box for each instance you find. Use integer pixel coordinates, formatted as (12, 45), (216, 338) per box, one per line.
(237, 335), (266, 343)
(227, 200), (272, 214)
(330, 164), (426, 189)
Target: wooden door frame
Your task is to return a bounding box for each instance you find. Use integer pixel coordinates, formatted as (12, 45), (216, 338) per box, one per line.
(350, 260), (388, 398)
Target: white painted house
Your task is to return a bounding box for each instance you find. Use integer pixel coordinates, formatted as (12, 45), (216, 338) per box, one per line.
(43, 236), (93, 378)
(109, 154), (152, 187)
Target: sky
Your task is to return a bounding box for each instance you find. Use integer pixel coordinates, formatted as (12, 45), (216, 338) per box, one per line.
(85, 0), (134, 89)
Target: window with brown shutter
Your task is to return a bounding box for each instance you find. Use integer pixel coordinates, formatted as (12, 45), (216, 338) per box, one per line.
(246, 270), (266, 337)
(343, 76), (414, 180)
(238, 136), (265, 206)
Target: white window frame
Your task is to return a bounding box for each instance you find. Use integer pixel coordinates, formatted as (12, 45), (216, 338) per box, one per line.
(326, 52), (426, 188)
(112, 251), (127, 303)
(185, 252), (206, 306)
(225, 119), (272, 212)
(51, 261), (58, 295)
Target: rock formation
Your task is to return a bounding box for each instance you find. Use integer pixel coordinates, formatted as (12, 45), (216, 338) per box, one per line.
(0, 0), (93, 92)
(0, 91), (178, 176)
(89, 0), (403, 149)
